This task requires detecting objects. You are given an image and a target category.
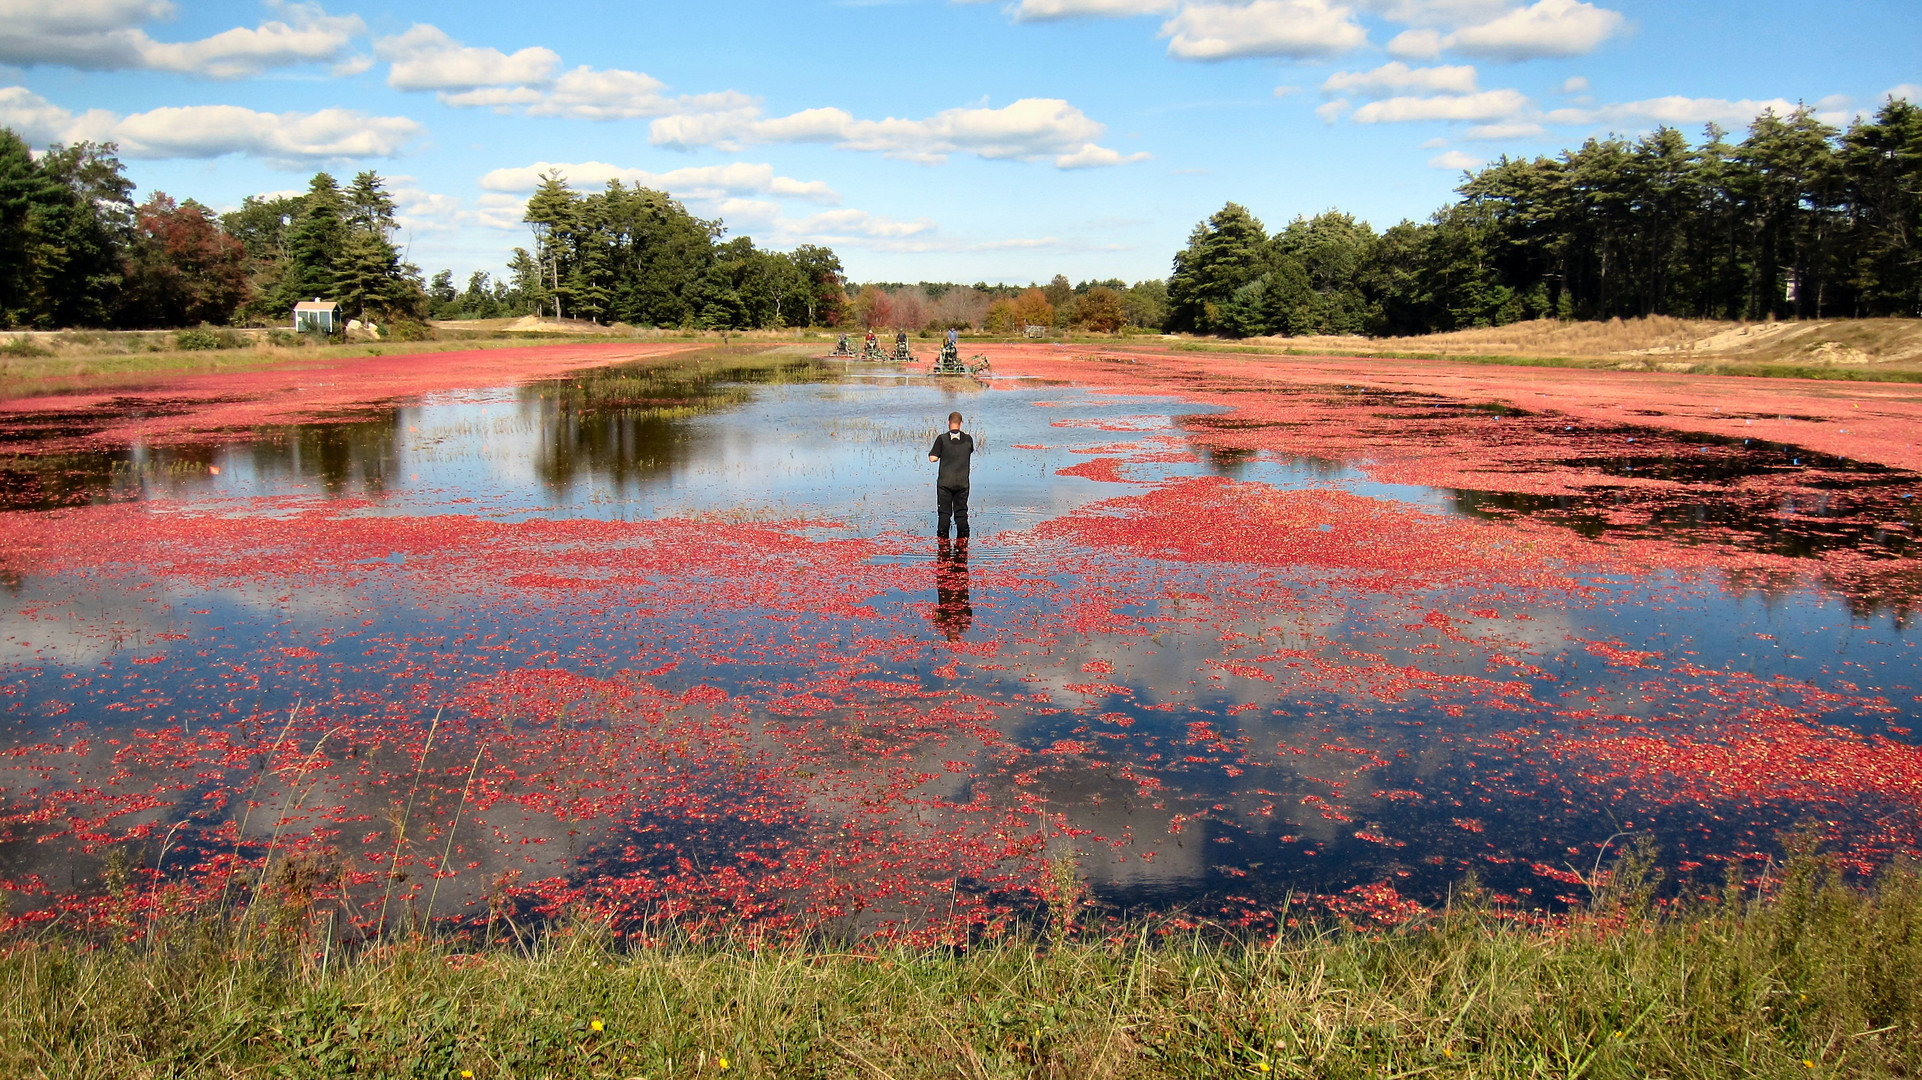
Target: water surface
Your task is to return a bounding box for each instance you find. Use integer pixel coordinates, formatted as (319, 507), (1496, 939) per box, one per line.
(1, 347), (1915, 937)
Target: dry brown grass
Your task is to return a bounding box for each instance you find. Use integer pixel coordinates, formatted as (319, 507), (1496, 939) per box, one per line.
(1190, 317), (1922, 381)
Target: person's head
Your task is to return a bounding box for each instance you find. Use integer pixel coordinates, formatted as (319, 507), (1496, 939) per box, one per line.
(948, 411), (963, 431)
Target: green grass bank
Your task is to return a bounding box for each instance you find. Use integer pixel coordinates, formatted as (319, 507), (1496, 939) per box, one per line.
(4, 856), (1918, 1079)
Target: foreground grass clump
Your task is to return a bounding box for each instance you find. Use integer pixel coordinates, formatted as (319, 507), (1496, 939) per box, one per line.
(3, 861), (1918, 1078)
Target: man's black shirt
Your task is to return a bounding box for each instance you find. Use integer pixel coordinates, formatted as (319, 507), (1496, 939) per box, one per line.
(929, 430), (974, 488)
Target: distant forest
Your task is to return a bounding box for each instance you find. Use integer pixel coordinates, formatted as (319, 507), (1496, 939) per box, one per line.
(444, 172), (849, 330)
(5, 100), (1918, 336)
(0, 131), (855, 333)
(1167, 101), (1922, 338)
(1, 128), (430, 331)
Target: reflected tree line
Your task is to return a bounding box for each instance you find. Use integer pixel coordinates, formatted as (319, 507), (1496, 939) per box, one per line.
(520, 352), (838, 493)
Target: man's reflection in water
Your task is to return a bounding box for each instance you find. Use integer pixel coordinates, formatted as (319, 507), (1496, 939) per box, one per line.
(931, 538), (973, 641)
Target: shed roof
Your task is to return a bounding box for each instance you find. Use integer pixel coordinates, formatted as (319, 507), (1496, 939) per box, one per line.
(294, 301), (339, 312)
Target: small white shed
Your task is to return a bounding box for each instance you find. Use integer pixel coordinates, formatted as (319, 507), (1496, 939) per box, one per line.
(293, 300), (340, 333)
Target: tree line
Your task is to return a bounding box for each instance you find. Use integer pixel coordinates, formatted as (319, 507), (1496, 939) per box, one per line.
(0, 134), (858, 333)
(1, 129), (429, 331)
(1167, 100), (1922, 338)
(10, 100), (1917, 337)
(432, 171), (1174, 333)
(824, 276), (1169, 335)
(456, 172), (850, 331)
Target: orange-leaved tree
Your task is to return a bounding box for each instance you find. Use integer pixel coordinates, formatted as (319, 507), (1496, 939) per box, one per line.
(1010, 289), (1054, 330)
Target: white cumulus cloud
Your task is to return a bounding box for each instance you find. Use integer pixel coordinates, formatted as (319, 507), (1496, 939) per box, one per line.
(1011, 0), (1176, 18)
(140, 4), (365, 78)
(377, 24), (558, 91)
(1545, 95), (1801, 129)
(1353, 0), (1512, 24)
(1384, 0), (1621, 60)
(477, 161), (841, 205)
(1160, 0), (1367, 60)
(0, 84), (419, 162)
(1886, 84), (1921, 105)
(1351, 87), (1529, 122)
(468, 185), (967, 252)
(1385, 28), (1443, 58)
(776, 207), (936, 240)
(382, 176), (464, 233)
(1442, 0), (1623, 60)
(1464, 120), (1544, 138)
(1428, 149), (1482, 170)
(0, 0), (364, 77)
(1322, 61), (1478, 97)
(376, 25), (753, 121)
(1314, 99), (1350, 123)
(0, 83), (83, 142)
(969, 0), (1624, 67)
(1056, 143), (1154, 168)
(649, 97), (1147, 169)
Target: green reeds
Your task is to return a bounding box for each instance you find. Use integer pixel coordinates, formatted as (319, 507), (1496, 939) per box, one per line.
(3, 851), (1917, 1078)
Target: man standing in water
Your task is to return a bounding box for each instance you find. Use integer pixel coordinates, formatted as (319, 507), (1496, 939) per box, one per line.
(928, 410), (973, 540)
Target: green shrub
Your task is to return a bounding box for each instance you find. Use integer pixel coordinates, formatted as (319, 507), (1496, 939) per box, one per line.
(381, 319), (434, 342)
(173, 326), (245, 351)
(174, 327), (220, 351)
(0, 338), (51, 358)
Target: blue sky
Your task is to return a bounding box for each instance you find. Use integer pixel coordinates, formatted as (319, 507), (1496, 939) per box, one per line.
(2, 0), (1917, 286)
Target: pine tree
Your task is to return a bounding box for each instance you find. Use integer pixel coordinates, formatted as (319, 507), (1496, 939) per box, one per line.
(523, 172), (579, 320)
(285, 173), (346, 306)
(0, 129), (57, 327)
(345, 171), (399, 240)
(333, 228), (405, 322)
(0, 134), (131, 328)
(1166, 203), (1270, 333)
(1843, 98), (1922, 316)
(507, 247), (548, 317)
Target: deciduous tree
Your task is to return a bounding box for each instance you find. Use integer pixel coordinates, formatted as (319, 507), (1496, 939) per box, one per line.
(120, 193), (249, 327)
(1010, 288), (1054, 330)
(1072, 286), (1126, 332)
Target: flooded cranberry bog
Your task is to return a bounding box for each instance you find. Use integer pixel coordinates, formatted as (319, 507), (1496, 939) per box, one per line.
(1, 341), (1918, 945)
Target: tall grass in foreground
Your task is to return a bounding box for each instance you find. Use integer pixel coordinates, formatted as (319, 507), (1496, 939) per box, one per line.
(2, 853), (1917, 1079)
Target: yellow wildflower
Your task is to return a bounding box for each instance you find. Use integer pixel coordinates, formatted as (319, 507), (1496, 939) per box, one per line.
(590, 1018), (605, 1033)
(718, 1056), (732, 1071)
